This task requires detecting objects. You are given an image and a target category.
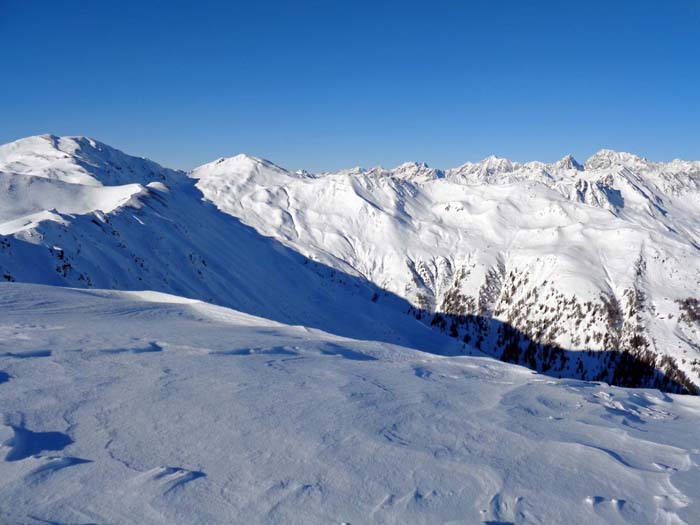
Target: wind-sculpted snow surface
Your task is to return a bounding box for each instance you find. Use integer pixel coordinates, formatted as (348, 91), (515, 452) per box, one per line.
(0, 283), (699, 524)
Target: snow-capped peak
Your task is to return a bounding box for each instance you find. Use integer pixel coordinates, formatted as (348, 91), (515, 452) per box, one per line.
(390, 161), (444, 181)
(552, 154), (583, 171)
(190, 153), (292, 183)
(0, 134), (182, 187)
(212, 153), (285, 171)
(480, 155), (514, 172)
(395, 160), (429, 170)
(447, 155), (517, 178)
(585, 149), (653, 171)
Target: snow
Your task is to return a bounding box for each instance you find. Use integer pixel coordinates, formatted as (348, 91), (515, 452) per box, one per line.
(1, 282), (699, 524)
(0, 135), (700, 522)
(0, 135), (699, 388)
(0, 134), (184, 187)
(0, 171), (146, 235)
(190, 147), (700, 386)
(0, 138), (474, 363)
(0, 135), (699, 391)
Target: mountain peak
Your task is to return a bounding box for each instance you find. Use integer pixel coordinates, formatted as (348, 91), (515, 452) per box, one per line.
(477, 155), (515, 175)
(0, 134), (180, 186)
(191, 153), (291, 183)
(207, 153), (287, 171)
(395, 161), (430, 170)
(390, 161), (444, 181)
(585, 149), (651, 170)
(553, 154), (583, 171)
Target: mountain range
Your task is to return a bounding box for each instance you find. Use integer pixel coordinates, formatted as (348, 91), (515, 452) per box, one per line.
(1, 134), (699, 393)
(2, 134), (700, 523)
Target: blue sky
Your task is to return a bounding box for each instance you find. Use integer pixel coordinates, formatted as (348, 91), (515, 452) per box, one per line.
(2, 0), (699, 171)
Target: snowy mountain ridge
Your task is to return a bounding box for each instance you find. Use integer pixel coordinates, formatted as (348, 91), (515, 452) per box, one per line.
(1, 134), (699, 393)
(191, 143), (700, 393)
(307, 149), (699, 182)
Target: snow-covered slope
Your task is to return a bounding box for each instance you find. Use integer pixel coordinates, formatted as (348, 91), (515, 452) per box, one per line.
(0, 171), (147, 235)
(1, 136), (700, 523)
(0, 134), (182, 186)
(1, 283), (699, 524)
(0, 134), (699, 393)
(191, 150), (700, 392)
(0, 136), (460, 355)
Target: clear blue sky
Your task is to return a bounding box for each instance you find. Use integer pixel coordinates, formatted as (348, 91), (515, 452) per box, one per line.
(2, 0), (699, 171)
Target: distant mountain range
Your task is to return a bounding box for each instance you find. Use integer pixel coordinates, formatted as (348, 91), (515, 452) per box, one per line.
(2, 134), (699, 392)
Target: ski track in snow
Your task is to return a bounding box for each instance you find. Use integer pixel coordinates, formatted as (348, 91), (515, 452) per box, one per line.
(0, 284), (699, 524)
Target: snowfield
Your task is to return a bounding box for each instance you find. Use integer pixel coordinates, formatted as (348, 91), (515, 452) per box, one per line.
(1, 283), (699, 524)
(0, 134), (700, 523)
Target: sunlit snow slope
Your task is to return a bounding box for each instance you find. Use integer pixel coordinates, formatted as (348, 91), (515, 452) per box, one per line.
(191, 151), (700, 392)
(1, 135), (700, 524)
(1, 283), (699, 524)
(0, 135), (460, 355)
(1, 134), (699, 392)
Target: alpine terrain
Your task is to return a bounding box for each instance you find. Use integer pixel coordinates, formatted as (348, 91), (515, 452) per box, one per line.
(0, 134), (699, 524)
(2, 135), (699, 392)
